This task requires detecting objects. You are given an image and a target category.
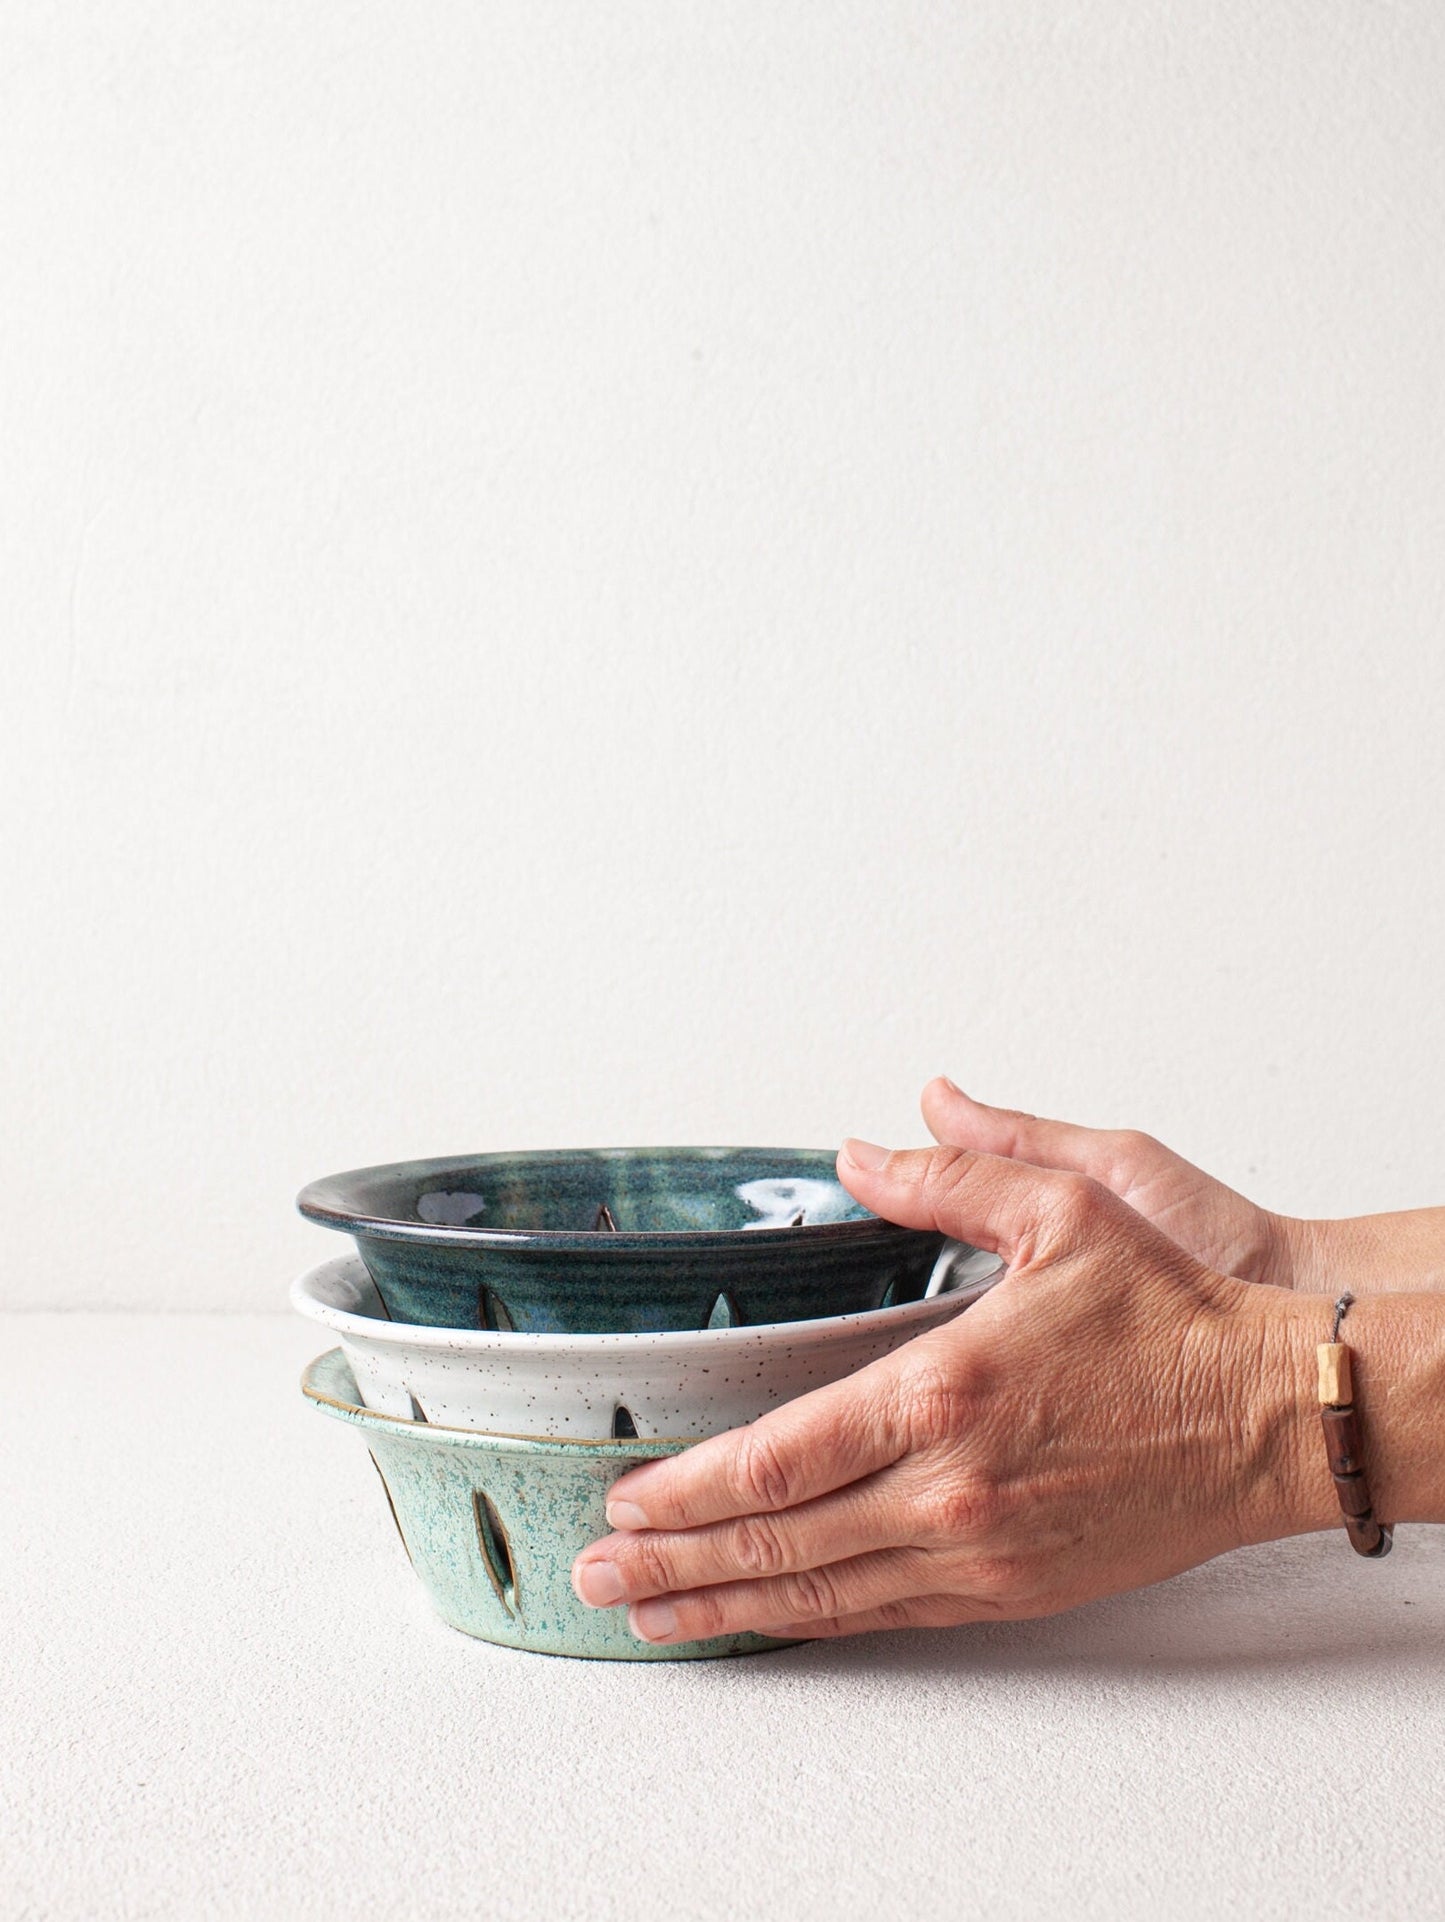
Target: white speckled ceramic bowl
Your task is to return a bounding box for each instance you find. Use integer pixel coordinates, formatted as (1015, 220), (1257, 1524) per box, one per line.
(291, 1244), (1004, 1441)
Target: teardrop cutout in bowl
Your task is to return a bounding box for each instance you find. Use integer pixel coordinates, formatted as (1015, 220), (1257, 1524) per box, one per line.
(472, 1489), (518, 1616)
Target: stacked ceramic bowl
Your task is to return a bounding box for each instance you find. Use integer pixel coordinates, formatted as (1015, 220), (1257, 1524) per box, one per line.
(294, 1147), (1004, 1661)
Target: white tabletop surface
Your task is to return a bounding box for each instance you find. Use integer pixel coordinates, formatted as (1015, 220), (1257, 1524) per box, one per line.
(5, 1313), (1443, 1922)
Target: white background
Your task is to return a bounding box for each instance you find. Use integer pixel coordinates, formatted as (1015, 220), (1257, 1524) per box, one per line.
(4, 0), (1442, 1311)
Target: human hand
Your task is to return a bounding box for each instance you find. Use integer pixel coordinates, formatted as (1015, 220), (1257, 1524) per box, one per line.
(572, 1141), (1328, 1644)
(920, 1076), (1299, 1288)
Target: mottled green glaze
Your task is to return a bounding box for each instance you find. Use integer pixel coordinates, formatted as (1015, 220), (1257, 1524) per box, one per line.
(303, 1349), (791, 1661)
(298, 1147), (944, 1335)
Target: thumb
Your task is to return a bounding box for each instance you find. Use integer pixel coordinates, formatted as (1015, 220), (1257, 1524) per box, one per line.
(920, 1076), (1125, 1185)
(838, 1138), (1089, 1269)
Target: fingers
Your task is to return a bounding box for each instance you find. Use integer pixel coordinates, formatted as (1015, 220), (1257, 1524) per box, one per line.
(837, 1137), (1093, 1268)
(602, 1358), (911, 1534)
(920, 1076), (1127, 1184)
(619, 1545), (953, 1644)
(757, 1593), (988, 1639)
(575, 1464), (921, 1607)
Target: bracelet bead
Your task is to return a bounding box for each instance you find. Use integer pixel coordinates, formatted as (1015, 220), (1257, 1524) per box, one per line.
(1330, 1468), (1374, 1518)
(1317, 1302), (1392, 1559)
(1320, 1405), (1364, 1478)
(1343, 1512), (1389, 1558)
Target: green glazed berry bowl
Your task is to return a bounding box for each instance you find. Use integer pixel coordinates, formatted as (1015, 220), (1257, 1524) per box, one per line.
(297, 1147), (947, 1335)
(302, 1348), (792, 1661)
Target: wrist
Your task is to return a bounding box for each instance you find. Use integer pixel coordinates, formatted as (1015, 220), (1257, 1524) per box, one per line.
(1257, 1211), (1326, 1292)
(1236, 1287), (1445, 1543)
(1268, 1207), (1445, 1296)
(1229, 1290), (1340, 1545)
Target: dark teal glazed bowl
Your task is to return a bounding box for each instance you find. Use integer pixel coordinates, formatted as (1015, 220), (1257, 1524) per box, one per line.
(297, 1147), (946, 1335)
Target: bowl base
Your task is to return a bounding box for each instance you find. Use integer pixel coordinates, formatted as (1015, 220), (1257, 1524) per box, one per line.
(430, 1602), (800, 1661)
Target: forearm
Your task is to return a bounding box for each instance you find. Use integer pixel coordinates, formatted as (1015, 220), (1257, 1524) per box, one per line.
(1255, 1287), (1445, 1538)
(1275, 1207), (1445, 1295)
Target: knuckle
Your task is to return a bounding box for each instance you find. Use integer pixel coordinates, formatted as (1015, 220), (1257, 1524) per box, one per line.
(775, 1565), (841, 1621)
(628, 1534), (678, 1595)
(968, 1554), (1028, 1608)
(1114, 1128), (1157, 1161)
(681, 1588), (730, 1639)
(730, 1428), (796, 1511)
(1051, 1170), (1100, 1230)
(926, 1471), (1003, 1542)
(728, 1514), (787, 1577)
(892, 1353), (970, 1450)
(871, 1598), (920, 1631)
(919, 1147), (976, 1220)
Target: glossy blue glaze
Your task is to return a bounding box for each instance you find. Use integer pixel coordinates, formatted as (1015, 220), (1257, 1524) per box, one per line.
(298, 1147), (944, 1334)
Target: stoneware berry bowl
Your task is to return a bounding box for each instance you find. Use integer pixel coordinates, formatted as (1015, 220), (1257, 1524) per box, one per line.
(297, 1147), (947, 1335)
(291, 1243), (1005, 1440)
(302, 1347), (789, 1660)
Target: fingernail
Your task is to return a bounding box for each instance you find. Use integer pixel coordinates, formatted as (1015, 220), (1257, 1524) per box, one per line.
(605, 1499), (650, 1530)
(629, 1600), (678, 1643)
(572, 1560), (626, 1606)
(939, 1076), (962, 1095)
(841, 1137), (890, 1172)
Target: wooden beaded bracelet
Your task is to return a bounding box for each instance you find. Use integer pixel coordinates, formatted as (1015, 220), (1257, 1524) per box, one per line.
(1317, 1292), (1392, 1558)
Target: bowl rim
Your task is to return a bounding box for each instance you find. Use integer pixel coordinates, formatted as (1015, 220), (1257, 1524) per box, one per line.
(296, 1145), (918, 1250)
(303, 1347), (693, 1452)
(290, 1248), (1006, 1352)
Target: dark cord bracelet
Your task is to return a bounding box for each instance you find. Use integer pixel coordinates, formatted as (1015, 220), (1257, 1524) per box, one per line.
(1317, 1292), (1392, 1558)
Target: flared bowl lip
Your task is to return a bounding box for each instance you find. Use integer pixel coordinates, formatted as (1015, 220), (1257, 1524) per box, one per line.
(302, 1346), (692, 1453)
(290, 1248), (1006, 1353)
(296, 1145), (925, 1251)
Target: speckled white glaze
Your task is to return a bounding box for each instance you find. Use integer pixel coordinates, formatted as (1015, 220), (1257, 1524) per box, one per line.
(290, 1245), (1004, 1440)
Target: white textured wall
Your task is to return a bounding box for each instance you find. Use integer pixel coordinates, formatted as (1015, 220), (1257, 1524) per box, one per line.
(3, 2), (1443, 1311)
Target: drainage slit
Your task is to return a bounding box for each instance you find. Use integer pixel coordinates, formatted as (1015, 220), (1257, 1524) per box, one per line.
(472, 1489), (518, 1616)
(705, 1291), (741, 1330)
(612, 1404), (639, 1439)
(593, 1202), (619, 1232)
(407, 1392), (430, 1423)
(368, 1453), (413, 1566)
(478, 1286), (515, 1332)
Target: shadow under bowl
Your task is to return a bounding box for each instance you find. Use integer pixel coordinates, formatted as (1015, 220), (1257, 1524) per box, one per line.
(302, 1348), (792, 1661)
(298, 1146), (945, 1334)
